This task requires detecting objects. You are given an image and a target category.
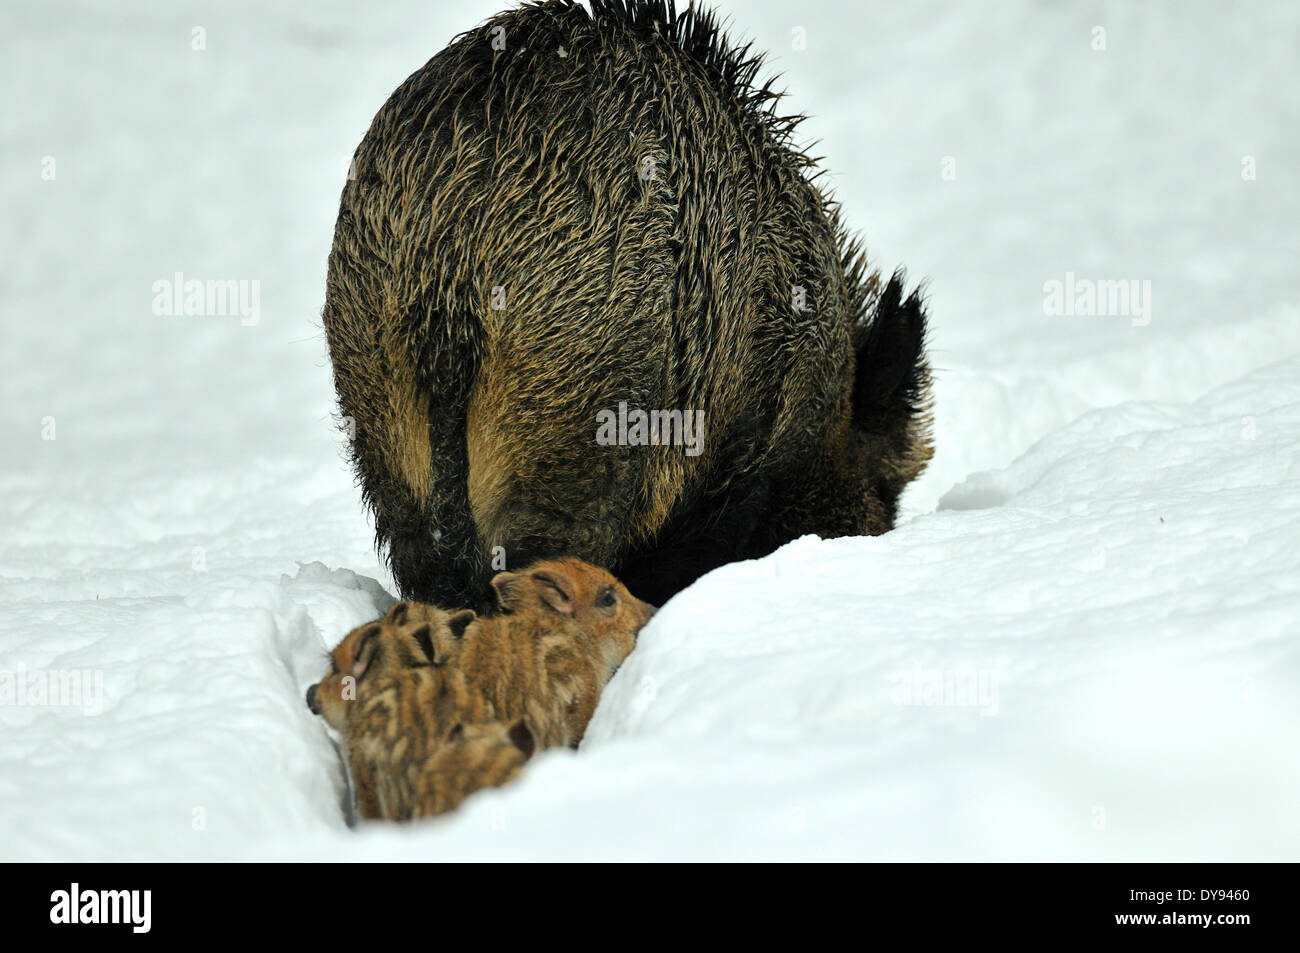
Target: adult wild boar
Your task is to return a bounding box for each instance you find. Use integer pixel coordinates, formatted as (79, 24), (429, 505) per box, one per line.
(323, 0), (933, 608)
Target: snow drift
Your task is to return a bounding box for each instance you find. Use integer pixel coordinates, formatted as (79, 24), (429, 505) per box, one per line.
(1, 0), (1297, 861)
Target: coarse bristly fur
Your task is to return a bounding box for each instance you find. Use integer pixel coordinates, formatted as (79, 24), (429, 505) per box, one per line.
(323, 0), (934, 608)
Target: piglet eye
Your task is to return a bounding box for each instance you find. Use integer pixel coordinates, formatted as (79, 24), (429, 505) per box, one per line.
(596, 589), (617, 609)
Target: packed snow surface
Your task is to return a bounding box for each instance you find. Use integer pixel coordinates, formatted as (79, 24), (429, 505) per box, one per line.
(2, 0), (1297, 860)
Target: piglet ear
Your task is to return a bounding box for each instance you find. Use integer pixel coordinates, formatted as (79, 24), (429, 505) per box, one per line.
(382, 601), (410, 625)
(508, 720), (535, 760)
(491, 572), (521, 609)
(446, 609), (476, 639)
(529, 568), (575, 615)
(351, 625), (381, 680)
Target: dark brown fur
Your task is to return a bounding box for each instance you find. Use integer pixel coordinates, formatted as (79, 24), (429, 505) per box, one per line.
(323, 0), (933, 607)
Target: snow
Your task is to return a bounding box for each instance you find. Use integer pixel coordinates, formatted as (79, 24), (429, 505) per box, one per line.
(2, 0), (1297, 861)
